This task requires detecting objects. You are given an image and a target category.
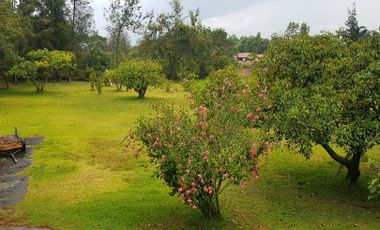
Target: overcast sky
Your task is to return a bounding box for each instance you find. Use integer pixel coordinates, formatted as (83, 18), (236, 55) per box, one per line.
(93, 0), (380, 41)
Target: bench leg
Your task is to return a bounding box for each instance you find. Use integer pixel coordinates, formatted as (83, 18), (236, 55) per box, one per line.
(10, 153), (18, 163)
(9, 149), (22, 163)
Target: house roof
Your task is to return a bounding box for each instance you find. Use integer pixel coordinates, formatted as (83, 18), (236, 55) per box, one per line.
(237, 52), (252, 58)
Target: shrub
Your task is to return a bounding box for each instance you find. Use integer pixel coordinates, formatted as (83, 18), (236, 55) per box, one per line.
(368, 159), (380, 200)
(110, 59), (165, 98)
(128, 68), (273, 219)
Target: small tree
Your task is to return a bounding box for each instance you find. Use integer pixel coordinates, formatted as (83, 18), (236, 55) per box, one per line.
(117, 59), (165, 99)
(11, 49), (76, 91)
(89, 69), (104, 94)
(128, 68), (273, 218)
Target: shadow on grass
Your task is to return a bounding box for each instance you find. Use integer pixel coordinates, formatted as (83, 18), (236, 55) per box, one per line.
(51, 189), (232, 230)
(0, 87), (66, 98)
(112, 95), (167, 104)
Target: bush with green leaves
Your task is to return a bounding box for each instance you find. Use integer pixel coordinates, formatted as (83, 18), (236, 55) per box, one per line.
(89, 70), (105, 95)
(113, 59), (165, 99)
(128, 68), (273, 219)
(368, 159), (380, 200)
(9, 49), (76, 91)
(179, 72), (199, 92)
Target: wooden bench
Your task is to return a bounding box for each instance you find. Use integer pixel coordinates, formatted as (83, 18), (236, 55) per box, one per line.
(0, 128), (25, 163)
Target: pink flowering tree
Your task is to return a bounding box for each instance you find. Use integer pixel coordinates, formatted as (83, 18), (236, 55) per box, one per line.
(127, 67), (273, 219)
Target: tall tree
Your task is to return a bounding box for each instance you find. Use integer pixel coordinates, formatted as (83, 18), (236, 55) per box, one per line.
(18, 0), (72, 50)
(138, 0), (236, 79)
(71, 0), (95, 42)
(342, 3), (369, 41)
(104, 0), (144, 67)
(300, 23), (310, 36)
(0, 0), (25, 88)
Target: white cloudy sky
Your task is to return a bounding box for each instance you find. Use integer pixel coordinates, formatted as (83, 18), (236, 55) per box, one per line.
(93, 0), (380, 40)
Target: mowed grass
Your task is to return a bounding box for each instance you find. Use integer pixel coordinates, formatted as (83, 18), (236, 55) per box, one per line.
(0, 82), (379, 230)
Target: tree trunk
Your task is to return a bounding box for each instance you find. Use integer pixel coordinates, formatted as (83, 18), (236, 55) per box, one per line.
(4, 76), (9, 89)
(346, 151), (362, 184)
(137, 86), (147, 99)
(321, 143), (362, 184)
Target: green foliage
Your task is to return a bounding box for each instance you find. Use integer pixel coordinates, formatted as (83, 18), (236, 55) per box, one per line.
(109, 59), (165, 98)
(89, 69), (105, 94)
(179, 72), (199, 92)
(236, 33), (269, 53)
(282, 21), (311, 38)
(258, 34), (380, 183)
(342, 3), (369, 41)
(368, 159), (380, 200)
(81, 34), (111, 82)
(128, 68), (273, 219)
(0, 0), (26, 88)
(138, 1), (236, 79)
(105, 0), (145, 65)
(10, 49), (76, 91)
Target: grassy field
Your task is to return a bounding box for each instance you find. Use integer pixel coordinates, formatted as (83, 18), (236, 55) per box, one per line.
(0, 82), (379, 229)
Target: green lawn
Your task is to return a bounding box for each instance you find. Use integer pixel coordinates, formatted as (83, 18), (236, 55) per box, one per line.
(0, 82), (379, 229)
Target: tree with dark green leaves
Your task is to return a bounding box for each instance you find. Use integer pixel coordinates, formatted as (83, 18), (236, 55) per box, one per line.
(138, 0), (236, 79)
(258, 34), (379, 184)
(342, 3), (369, 41)
(284, 21), (310, 38)
(71, 0), (95, 40)
(236, 33), (269, 54)
(0, 0), (26, 88)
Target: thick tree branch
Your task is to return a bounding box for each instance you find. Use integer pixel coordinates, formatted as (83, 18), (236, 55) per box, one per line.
(320, 143), (349, 166)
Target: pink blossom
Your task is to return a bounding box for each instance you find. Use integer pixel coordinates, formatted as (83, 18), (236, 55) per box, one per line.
(253, 170), (259, 179)
(256, 106), (262, 113)
(186, 198), (192, 203)
(191, 181), (196, 187)
(198, 120), (206, 128)
(246, 112), (254, 119)
(250, 149), (257, 156)
(192, 205), (198, 209)
(185, 169), (190, 174)
(202, 150), (209, 157)
(198, 106), (207, 114)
